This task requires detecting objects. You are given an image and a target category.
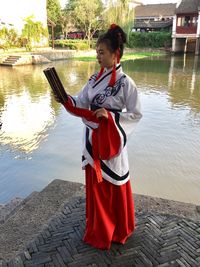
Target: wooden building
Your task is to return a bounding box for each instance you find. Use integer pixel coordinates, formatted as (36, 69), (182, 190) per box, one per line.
(133, 4), (176, 32)
(172, 0), (200, 54)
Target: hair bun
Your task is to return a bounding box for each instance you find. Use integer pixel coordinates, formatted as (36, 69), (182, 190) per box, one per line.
(97, 24), (126, 59)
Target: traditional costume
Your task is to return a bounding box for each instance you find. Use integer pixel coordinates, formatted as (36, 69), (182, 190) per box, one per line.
(63, 63), (142, 249)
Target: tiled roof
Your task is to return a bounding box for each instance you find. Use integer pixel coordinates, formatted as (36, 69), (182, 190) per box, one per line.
(133, 19), (173, 29)
(135, 4), (176, 18)
(176, 0), (200, 14)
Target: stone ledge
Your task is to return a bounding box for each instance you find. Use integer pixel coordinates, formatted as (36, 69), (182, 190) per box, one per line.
(0, 179), (199, 262)
(134, 193), (200, 221)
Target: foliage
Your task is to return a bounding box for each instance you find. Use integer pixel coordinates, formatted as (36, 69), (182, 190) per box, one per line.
(0, 27), (19, 50)
(103, 0), (134, 43)
(47, 0), (61, 24)
(53, 39), (91, 50)
(128, 32), (172, 48)
(65, 0), (104, 47)
(59, 8), (76, 38)
(21, 16), (48, 51)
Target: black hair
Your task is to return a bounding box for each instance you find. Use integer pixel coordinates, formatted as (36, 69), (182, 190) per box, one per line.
(97, 25), (127, 59)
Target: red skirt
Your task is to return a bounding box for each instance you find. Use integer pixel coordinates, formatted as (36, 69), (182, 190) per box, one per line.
(83, 164), (135, 250)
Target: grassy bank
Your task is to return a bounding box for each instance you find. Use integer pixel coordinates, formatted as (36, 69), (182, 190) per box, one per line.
(73, 51), (166, 62)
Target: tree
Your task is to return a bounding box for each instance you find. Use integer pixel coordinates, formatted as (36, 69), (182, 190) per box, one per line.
(47, 0), (61, 24)
(60, 7), (76, 38)
(0, 27), (19, 50)
(21, 16), (48, 51)
(103, 0), (135, 43)
(69, 0), (104, 46)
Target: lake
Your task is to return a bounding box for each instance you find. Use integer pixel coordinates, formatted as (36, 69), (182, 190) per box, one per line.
(0, 54), (200, 204)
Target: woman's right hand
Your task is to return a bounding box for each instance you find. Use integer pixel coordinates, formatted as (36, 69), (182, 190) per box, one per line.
(52, 92), (62, 103)
(93, 108), (108, 119)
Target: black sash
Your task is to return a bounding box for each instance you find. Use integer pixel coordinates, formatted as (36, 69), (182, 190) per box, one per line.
(90, 104), (122, 113)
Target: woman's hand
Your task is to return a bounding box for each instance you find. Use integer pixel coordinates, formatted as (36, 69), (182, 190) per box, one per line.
(93, 108), (108, 119)
(52, 92), (61, 103)
(52, 92), (67, 104)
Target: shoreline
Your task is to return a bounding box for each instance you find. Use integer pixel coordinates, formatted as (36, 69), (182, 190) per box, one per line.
(0, 47), (168, 65)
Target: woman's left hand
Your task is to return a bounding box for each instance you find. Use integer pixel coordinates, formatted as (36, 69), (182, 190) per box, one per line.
(93, 108), (108, 119)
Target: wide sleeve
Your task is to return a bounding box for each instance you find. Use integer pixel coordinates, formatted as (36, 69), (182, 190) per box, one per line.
(109, 77), (142, 150)
(96, 77), (142, 160)
(121, 77), (142, 133)
(96, 112), (121, 160)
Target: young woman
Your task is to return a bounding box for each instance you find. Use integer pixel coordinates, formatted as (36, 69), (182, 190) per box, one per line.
(55, 24), (142, 250)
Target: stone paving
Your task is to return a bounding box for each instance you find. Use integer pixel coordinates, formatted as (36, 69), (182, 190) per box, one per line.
(3, 196), (200, 267)
(0, 180), (84, 262)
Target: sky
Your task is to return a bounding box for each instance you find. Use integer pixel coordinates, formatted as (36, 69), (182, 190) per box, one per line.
(59, 0), (178, 8)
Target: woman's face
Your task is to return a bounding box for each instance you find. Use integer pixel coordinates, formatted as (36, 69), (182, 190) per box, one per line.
(96, 42), (117, 69)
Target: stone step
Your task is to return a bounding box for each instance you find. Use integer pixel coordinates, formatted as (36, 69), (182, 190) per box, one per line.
(0, 63), (14, 66)
(2, 62), (17, 65)
(4, 58), (20, 61)
(0, 192), (38, 225)
(0, 197), (23, 224)
(2, 55), (22, 65)
(6, 56), (21, 59)
(3, 60), (18, 63)
(0, 54), (51, 66)
(4, 56), (21, 59)
(3, 58), (20, 62)
(0, 179), (84, 262)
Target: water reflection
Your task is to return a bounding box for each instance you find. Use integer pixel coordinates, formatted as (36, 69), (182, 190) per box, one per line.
(125, 55), (200, 113)
(0, 91), (54, 152)
(125, 55), (200, 204)
(0, 66), (57, 153)
(0, 62), (96, 153)
(168, 55), (200, 113)
(51, 60), (97, 94)
(0, 56), (200, 204)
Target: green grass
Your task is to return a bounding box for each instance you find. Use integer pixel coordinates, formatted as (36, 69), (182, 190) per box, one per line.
(121, 52), (165, 61)
(72, 56), (97, 61)
(72, 51), (165, 62)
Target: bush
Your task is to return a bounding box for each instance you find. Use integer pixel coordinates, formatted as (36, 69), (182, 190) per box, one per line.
(128, 32), (172, 48)
(53, 39), (91, 50)
(0, 22), (48, 51)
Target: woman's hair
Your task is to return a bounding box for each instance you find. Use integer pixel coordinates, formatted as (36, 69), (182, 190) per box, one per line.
(97, 24), (127, 59)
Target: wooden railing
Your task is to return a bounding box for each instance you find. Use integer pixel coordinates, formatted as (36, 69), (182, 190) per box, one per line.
(176, 26), (197, 34)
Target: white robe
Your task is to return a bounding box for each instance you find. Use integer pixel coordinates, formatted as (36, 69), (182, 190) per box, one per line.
(70, 64), (142, 186)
